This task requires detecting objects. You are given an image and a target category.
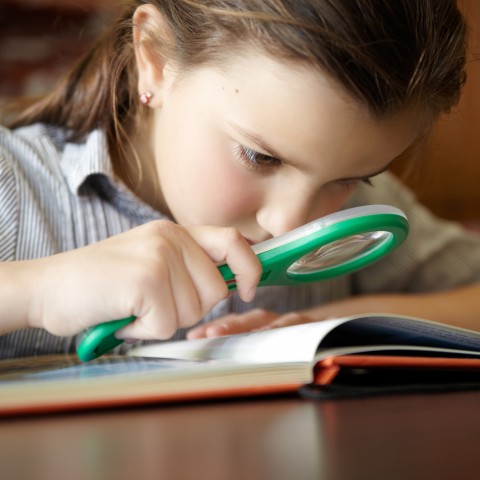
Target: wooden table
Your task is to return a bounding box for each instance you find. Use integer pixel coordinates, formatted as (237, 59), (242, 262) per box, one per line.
(1, 390), (480, 480)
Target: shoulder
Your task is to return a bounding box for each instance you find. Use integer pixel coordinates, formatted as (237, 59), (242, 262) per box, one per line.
(0, 125), (24, 193)
(0, 124), (72, 212)
(0, 123), (55, 152)
(0, 124), (73, 259)
(0, 126), (24, 260)
(0, 123), (64, 176)
(348, 172), (480, 292)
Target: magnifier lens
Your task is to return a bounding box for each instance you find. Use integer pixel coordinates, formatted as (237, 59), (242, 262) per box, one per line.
(287, 231), (391, 274)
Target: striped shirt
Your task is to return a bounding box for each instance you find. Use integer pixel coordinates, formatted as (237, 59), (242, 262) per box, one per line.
(1, 123), (480, 359)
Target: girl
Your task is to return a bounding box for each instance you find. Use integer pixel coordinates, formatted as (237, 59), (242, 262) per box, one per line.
(1, 0), (479, 359)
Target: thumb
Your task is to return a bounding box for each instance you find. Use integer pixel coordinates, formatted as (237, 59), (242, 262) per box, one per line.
(186, 226), (262, 302)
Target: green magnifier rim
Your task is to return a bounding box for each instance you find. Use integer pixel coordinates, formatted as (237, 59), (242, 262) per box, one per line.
(285, 213), (406, 282)
(219, 212), (408, 287)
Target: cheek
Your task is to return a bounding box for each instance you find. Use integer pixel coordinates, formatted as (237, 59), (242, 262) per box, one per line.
(194, 161), (259, 223)
(159, 140), (259, 226)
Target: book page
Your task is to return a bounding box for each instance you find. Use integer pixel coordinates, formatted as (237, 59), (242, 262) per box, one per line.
(129, 318), (347, 364)
(131, 314), (480, 365)
(0, 355), (205, 383)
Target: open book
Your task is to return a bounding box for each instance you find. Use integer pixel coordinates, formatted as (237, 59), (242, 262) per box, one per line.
(2, 314), (480, 415)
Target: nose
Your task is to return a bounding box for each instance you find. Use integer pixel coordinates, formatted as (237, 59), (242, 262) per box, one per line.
(256, 190), (317, 237)
(256, 176), (353, 238)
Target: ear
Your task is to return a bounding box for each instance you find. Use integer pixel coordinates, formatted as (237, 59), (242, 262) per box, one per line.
(133, 4), (175, 108)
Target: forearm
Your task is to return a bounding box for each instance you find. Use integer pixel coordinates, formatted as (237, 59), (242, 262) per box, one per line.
(0, 260), (38, 334)
(302, 284), (480, 332)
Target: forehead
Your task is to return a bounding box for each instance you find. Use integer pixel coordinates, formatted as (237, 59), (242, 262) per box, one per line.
(233, 54), (416, 150)
(172, 50), (423, 175)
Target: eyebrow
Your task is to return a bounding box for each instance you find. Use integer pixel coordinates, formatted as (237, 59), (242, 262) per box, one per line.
(229, 122), (297, 167)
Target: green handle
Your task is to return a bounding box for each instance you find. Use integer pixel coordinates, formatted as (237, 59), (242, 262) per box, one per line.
(77, 316), (134, 362)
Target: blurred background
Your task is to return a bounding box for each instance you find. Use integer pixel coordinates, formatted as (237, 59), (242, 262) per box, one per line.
(0, 0), (479, 229)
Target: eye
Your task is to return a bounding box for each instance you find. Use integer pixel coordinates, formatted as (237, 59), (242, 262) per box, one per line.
(234, 145), (281, 173)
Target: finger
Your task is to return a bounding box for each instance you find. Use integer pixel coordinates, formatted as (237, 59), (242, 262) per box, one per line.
(257, 312), (316, 331)
(119, 224), (228, 337)
(115, 275), (178, 340)
(165, 250), (207, 328)
(180, 240), (230, 320)
(187, 226), (262, 303)
(115, 253), (185, 339)
(187, 309), (280, 339)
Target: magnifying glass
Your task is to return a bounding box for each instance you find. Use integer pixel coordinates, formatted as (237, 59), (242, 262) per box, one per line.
(77, 204), (408, 361)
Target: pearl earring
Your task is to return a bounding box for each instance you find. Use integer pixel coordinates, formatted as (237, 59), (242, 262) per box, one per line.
(139, 91), (153, 105)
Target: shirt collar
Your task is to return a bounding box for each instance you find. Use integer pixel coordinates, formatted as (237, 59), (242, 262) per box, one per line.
(59, 127), (164, 222)
(60, 129), (114, 195)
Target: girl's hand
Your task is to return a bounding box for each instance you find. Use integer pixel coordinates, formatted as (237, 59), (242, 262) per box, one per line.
(24, 220), (262, 339)
(185, 294), (429, 339)
(186, 293), (433, 339)
(187, 308), (317, 339)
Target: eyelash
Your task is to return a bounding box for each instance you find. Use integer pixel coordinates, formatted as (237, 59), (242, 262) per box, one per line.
(234, 145), (281, 173)
(234, 144), (376, 187)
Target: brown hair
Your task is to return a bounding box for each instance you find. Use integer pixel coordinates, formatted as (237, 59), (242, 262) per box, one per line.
(4, 0), (468, 157)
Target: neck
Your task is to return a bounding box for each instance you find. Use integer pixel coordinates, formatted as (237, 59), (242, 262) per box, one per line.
(110, 115), (171, 216)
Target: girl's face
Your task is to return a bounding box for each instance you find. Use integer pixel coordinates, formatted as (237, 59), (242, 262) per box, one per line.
(143, 51), (421, 244)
